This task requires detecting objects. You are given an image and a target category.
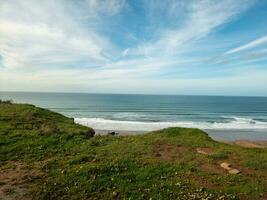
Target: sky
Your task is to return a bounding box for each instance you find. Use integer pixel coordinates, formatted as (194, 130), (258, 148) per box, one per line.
(0, 0), (267, 96)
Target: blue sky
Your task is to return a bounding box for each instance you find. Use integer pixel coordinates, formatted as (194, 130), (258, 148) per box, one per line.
(0, 0), (267, 96)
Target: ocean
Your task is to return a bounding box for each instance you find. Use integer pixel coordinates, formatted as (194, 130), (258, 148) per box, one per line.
(1, 91), (267, 140)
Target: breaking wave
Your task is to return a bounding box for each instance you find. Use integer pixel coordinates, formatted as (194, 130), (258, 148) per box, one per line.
(75, 116), (267, 132)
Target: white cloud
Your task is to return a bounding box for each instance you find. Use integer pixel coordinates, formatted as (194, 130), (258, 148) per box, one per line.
(0, 0), (254, 70)
(0, 0), (112, 69)
(128, 0), (253, 57)
(225, 35), (267, 54)
(1, 0), (265, 96)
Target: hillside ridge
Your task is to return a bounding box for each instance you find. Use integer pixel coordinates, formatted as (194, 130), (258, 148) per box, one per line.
(0, 103), (267, 199)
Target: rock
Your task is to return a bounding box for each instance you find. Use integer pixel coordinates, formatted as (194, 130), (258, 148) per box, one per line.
(220, 162), (232, 170)
(228, 169), (241, 174)
(84, 128), (95, 138)
(220, 162), (241, 174)
(108, 131), (119, 136)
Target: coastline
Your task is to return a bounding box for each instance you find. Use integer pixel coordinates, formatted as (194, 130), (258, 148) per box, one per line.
(75, 117), (267, 141)
(94, 129), (267, 148)
(93, 128), (267, 141)
(1, 102), (267, 199)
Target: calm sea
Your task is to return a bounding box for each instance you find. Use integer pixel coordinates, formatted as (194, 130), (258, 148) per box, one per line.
(1, 91), (267, 140)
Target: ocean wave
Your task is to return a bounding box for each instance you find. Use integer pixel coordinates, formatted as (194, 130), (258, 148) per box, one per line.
(75, 117), (267, 131)
(111, 112), (149, 120)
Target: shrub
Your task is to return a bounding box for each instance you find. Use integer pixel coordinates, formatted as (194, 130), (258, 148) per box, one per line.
(0, 99), (13, 104)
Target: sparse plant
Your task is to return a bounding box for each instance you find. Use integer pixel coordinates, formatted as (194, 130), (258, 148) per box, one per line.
(0, 99), (13, 104)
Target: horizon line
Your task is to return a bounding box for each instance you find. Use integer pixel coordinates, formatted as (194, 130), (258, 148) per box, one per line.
(1, 90), (267, 98)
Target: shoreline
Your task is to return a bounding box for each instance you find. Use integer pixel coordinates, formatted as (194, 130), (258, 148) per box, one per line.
(95, 129), (267, 148)
(94, 128), (267, 140)
(75, 117), (267, 141)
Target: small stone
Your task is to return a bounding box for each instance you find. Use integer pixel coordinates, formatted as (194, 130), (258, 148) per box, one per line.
(220, 162), (232, 170)
(228, 169), (241, 174)
(108, 131), (119, 136)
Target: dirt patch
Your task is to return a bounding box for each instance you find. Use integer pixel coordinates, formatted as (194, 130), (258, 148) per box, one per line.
(0, 161), (43, 200)
(215, 157), (261, 177)
(260, 192), (267, 200)
(201, 163), (225, 175)
(153, 142), (190, 162)
(256, 141), (267, 148)
(202, 152), (258, 177)
(183, 173), (221, 189)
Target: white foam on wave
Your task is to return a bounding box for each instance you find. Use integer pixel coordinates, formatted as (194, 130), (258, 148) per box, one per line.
(75, 117), (267, 132)
(111, 112), (148, 120)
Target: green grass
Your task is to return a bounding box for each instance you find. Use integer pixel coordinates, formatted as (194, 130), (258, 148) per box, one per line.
(0, 103), (267, 199)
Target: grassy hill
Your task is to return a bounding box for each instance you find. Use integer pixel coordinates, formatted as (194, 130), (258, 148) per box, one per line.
(0, 103), (267, 199)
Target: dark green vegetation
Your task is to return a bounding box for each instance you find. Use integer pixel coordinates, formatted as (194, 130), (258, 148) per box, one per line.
(0, 103), (267, 200)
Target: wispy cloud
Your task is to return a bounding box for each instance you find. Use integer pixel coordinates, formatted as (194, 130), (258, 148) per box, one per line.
(225, 35), (267, 54)
(127, 0), (253, 57)
(0, 0), (117, 69)
(1, 0), (266, 95)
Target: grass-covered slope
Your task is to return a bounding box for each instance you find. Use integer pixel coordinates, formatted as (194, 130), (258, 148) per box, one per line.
(0, 102), (95, 137)
(0, 103), (267, 200)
